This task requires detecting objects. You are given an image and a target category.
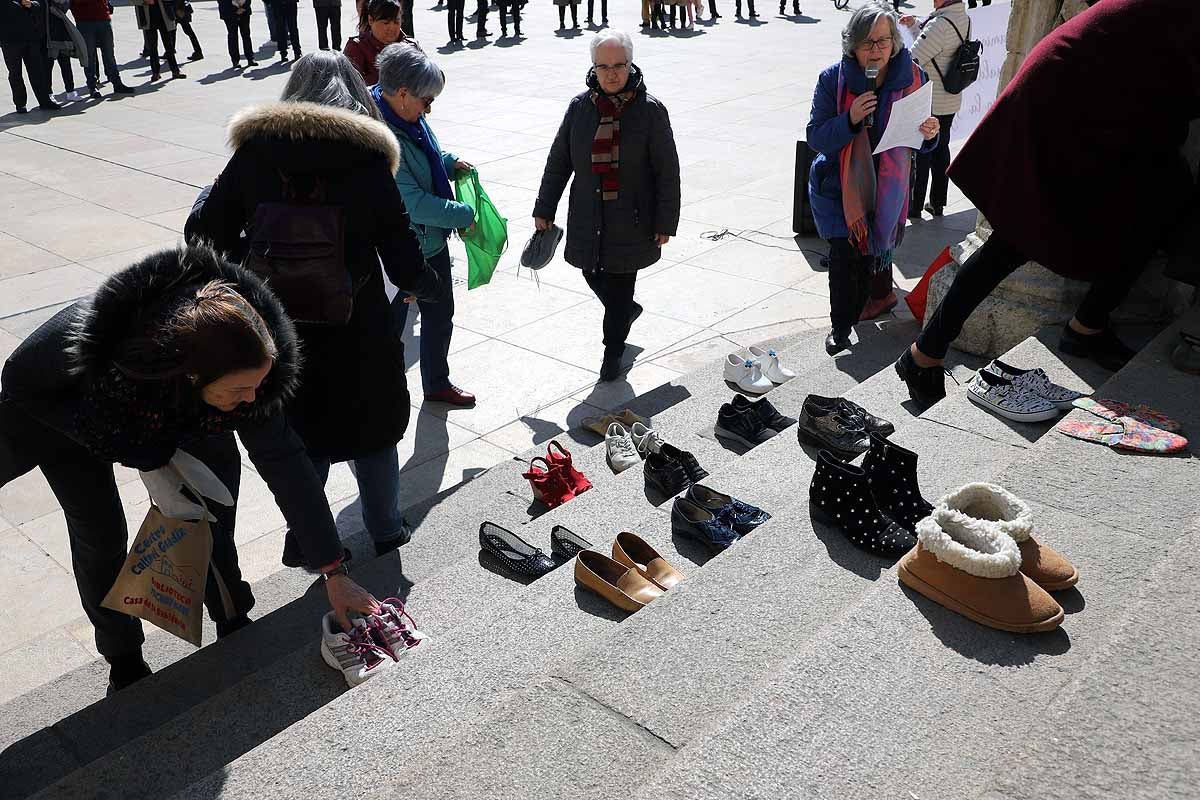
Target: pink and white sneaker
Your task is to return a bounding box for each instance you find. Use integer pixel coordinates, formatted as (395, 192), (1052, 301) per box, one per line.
(369, 598), (428, 660)
(320, 612), (393, 687)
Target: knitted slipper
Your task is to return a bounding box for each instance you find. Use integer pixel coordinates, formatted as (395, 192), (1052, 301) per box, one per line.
(1071, 397), (1183, 433)
(897, 498), (1062, 634)
(1056, 416), (1189, 454)
(938, 483), (1078, 592)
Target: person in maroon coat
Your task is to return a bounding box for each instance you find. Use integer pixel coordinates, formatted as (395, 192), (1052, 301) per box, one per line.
(343, 0), (404, 85)
(896, 0), (1200, 408)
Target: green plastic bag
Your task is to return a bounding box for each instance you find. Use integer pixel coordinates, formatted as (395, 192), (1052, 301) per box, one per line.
(454, 168), (508, 290)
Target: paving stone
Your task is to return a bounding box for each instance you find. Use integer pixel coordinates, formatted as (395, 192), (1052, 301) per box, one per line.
(0, 264), (103, 319)
(633, 264), (784, 328)
(0, 628), (96, 706)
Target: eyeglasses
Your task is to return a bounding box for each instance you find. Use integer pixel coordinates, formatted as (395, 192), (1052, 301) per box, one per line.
(593, 62), (629, 75)
(858, 36), (893, 52)
(404, 91), (435, 110)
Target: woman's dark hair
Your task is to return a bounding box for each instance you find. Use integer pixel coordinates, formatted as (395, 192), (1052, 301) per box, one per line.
(117, 280), (278, 393)
(362, 0), (402, 29)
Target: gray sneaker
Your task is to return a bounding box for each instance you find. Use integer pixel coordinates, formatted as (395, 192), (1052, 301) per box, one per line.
(520, 224), (564, 269)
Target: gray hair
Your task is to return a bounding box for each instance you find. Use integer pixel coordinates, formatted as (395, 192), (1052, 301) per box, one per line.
(377, 41), (446, 98)
(590, 30), (633, 64)
(842, 2), (901, 59)
(280, 50), (381, 120)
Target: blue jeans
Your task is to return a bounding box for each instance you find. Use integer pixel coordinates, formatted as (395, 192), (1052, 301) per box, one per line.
(397, 246), (455, 393)
(310, 447), (409, 545)
(76, 21), (120, 91)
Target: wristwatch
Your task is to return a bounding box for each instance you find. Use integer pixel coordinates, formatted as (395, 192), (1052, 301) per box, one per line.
(320, 562), (350, 582)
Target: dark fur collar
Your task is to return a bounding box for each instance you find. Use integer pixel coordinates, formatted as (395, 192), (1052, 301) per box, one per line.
(66, 242), (302, 416)
(227, 101), (401, 175)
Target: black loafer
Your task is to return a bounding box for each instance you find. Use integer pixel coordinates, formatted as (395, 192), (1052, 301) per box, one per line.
(644, 450), (692, 496)
(714, 403), (775, 449)
(731, 393), (797, 433)
(550, 525), (592, 561)
(660, 442), (708, 482)
(804, 394), (893, 436)
(686, 484), (771, 534)
(478, 522), (556, 579)
(671, 496), (739, 554)
(797, 396), (870, 458)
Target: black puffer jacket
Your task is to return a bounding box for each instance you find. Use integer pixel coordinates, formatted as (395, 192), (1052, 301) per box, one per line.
(186, 101), (444, 462)
(534, 67), (682, 275)
(0, 244), (345, 567)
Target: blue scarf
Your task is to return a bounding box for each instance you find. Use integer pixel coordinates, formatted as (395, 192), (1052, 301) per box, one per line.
(371, 84), (453, 201)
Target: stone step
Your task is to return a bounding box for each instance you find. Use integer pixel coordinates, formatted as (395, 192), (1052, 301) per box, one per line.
(13, 328), (834, 798)
(345, 332), (1118, 798)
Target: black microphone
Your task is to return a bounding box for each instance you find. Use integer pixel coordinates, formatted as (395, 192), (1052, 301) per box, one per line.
(864, 67), (879, 127)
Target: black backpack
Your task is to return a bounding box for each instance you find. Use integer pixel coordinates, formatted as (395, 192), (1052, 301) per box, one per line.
(243, 173), (352, 325)
(930, 17), (982, 95)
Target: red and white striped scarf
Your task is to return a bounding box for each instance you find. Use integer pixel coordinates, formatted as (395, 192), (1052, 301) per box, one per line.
(590, 90), (634, 201)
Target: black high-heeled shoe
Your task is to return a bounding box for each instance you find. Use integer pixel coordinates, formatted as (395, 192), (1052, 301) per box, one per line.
(479, 522), (556, 578)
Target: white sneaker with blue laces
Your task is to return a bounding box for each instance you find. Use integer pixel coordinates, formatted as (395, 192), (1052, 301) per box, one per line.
(749, 346), (796, 384)
(723, 354), (773, 395)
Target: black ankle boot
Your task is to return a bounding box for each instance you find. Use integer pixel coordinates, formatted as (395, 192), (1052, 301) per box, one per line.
(216, 614), (252, 639)
(809, 450), (915, 558)
(106, 653), (152, 696)
(825, 328), (851, 356)
(894, 348), (946, 409)
(861, 431), (933, 531)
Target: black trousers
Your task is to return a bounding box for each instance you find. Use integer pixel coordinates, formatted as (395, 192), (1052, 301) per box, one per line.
(315, 5), (342, 49)
(52, 53), (75, 93)
(179, 19), (203, 55)
(916, 234), (1145, 359)
(475, 0), (488, 33)
(587, 0), (607, 20)
(275, 1), (301, 56)
(583, 270), (639, 357)
(447, 0), (466, 38)
(913, 113), (955, 211)
(2, 40), (53, 109)
(143, 25), (181, 75)
(558, 3), (578, 26)
(0, 402), (254, 662)
(497, 0), (520, 31)
(826, 238), (874, 335)
(708, 0), (719, 15)
(735, 0), (754, 14)
(224, 14), (255, 63)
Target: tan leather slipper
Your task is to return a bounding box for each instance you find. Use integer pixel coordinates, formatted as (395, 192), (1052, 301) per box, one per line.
(612, 531), (684, 591)
(574, 550), (664, 612)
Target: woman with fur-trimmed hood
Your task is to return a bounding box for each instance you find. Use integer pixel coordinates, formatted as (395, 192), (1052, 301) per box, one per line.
(186, 51), (445, 564)
(0, 242), (381, 696)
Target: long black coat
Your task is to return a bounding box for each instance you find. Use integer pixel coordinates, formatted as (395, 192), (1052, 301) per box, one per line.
(0, 244), (346, 568)
(186, 101), (444, 463)
(0, 0), (44, 44)
(534, 68), (681, 275)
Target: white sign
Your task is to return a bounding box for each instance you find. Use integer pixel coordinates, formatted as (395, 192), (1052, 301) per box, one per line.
(873, 81), (933, 155)
(952, 1), (1011, 143)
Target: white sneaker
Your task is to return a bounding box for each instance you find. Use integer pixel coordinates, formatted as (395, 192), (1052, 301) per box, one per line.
(319, 612), (393, 687)
(966, 370), (1060, 423)
(723, 354), (774, 395)
(605, 422), (640, 473)
(630, 421), (664, 457)
(370, 598), (428, 660)
(66, 90), (83, 102)
(749, 346), (796, 384)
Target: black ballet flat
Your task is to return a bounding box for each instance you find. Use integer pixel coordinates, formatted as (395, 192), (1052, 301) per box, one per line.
(479, 522), (556, 579)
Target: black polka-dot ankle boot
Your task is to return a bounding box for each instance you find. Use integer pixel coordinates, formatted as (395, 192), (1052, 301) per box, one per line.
(809, 449), (916, 558)
(861, 431), (933, 531)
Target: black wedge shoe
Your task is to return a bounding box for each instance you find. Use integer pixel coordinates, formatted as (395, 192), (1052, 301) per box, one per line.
(550, 525), (592, 561)
(861, 431), (933, 531)
(809, 450), (915, 558)
(479, 522), (556, 579)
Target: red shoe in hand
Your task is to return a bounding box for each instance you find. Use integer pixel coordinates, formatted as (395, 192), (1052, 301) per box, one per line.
(546, 440), (593, 496)
(523, 456), (575, 508)
(425, 384), (476, 407)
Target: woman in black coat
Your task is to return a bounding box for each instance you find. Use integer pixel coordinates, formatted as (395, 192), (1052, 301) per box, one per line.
(0, 242), (379, 695)
(533, 30), (681, 382)
(186, 51), (445, 560)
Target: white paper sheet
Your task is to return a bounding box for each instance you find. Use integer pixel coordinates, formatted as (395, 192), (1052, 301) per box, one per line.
(872, 80), (933, 155)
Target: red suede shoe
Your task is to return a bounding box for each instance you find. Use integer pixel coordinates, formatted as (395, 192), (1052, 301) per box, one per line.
(522, 456), (575, 508)
(425, 384), (476, 407)
(546, 440), (593, 496)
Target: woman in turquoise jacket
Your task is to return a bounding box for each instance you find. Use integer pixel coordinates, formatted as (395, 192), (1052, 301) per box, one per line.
(373, 41), (477, 407)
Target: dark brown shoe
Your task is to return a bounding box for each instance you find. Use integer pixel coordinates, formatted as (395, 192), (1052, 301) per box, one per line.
(425, 384), (476, 406)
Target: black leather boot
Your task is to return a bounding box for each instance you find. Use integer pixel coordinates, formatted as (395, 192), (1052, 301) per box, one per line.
(809, 449), (915, 558)
(862, 431), (933, 531)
